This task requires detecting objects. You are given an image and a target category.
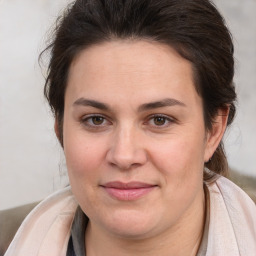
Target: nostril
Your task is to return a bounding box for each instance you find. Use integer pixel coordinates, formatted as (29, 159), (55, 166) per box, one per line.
(106, 131), (147, 170)
(106, 149), (147, 171)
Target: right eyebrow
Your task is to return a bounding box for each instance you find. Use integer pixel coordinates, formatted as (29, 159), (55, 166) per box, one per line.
(73, 98), (110, 111)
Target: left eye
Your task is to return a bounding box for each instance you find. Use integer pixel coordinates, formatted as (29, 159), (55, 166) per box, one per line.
(90, 116), (105, 125)
(148, 115), (173, 127)
(153, 116), (167, 126)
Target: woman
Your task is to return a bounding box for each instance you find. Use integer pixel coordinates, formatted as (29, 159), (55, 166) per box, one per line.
(5, 0), (256, 255)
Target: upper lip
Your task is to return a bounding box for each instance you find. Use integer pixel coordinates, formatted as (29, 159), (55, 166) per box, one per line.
(101, 181), (156, 189)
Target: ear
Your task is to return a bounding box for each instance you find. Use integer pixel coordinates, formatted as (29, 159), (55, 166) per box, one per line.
(204, 107), (229, 162)
(54, 119), (61, 142)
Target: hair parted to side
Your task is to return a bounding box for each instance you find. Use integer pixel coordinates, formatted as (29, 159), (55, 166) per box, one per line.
(42, 0), (236, 181)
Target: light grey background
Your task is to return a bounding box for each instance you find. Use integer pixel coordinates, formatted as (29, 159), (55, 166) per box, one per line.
(0, 0), (255, 210)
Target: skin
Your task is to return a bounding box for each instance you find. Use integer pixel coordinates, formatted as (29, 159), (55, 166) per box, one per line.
(59, 40), (228, 256)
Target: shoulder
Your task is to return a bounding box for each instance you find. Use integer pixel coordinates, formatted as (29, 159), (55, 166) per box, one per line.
(0, 201), (39, 255)
(4, 186), (78, 256)
(205, 175), (256, 255)
(209, 175), (256, 216)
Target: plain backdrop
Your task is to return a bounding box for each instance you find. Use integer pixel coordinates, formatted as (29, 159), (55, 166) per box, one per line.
(0, 0), (255, 210)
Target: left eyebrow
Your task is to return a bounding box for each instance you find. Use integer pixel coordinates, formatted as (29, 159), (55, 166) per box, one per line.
(138, 98), (186, 112)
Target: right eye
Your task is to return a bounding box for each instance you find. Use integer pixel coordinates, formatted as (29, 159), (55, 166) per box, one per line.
(81, 115), (111, 129)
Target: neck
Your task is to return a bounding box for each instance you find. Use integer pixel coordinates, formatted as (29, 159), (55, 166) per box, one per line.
(85, 189), (206, 256)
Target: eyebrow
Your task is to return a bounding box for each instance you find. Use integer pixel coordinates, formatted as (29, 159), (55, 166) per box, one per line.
(73, 98), (110, 110)
(73, 97), (186, 111)
(138, 98), (186, 112)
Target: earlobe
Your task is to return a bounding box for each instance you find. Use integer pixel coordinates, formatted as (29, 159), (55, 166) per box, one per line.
(204, 107), (230, 162)
(54, 119), (64, 147)
(54, 120), (60, 142)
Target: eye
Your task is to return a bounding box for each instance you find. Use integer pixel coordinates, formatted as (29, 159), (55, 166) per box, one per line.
(153, 116), (167, 126)
(81, 114), (111, 129)
(147, 114), (174, 128)
(91, 116), (105, 125)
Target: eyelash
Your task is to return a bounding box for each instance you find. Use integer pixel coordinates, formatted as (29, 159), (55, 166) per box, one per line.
(80, 114), (175, 130)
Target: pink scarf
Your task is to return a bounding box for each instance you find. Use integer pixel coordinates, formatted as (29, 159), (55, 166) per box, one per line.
(5, 176), (256, 255)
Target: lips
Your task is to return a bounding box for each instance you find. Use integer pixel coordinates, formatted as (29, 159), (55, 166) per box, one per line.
(101, 181), (157, 201)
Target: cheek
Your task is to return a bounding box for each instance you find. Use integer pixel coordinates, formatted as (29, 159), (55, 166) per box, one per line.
(148, 133), (206, 189)
(63, 130), (107, 178)
(63, 133), (106, 213)
(146, 136), (205, 225)
(63, 133), (110, 214)
(151, 139), (205, 171)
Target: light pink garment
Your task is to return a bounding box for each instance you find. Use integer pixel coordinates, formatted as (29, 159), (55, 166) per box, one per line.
(206, 177), (256, 255)
(4, 176), (256, 256)
(4, 187), (78, 256)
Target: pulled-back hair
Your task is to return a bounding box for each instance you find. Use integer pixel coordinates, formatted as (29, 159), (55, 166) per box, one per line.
(42, 0), (236, 181)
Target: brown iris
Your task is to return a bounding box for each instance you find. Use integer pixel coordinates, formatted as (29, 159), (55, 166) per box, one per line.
(92, 116), (104, 125)
(154, 116), (166, 126)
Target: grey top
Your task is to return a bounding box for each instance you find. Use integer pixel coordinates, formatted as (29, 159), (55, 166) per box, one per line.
(67, 206), (87, 256)
(196, 184), (210, 256)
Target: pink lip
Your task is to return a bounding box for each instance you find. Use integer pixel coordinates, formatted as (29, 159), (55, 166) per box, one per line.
(101, 181), (157, 201)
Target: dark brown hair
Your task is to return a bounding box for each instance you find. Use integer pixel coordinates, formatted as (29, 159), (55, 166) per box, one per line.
(42, 0), (236, 181)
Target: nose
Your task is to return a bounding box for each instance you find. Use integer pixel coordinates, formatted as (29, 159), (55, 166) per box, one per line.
(106, 126), (147, 170)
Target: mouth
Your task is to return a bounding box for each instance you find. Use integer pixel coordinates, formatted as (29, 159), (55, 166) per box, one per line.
(100, 181), (157, 201)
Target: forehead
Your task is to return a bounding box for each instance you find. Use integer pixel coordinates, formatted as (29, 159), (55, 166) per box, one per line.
(66, 40), (200, 107)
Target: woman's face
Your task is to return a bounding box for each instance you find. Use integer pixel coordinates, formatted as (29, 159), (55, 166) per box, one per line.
(63, 41), (214, 239)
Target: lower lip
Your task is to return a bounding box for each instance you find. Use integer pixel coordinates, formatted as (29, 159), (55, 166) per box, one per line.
(103, 187), (156, 201)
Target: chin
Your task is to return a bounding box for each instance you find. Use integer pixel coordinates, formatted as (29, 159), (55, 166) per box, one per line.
(101, 209), (159, 239)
